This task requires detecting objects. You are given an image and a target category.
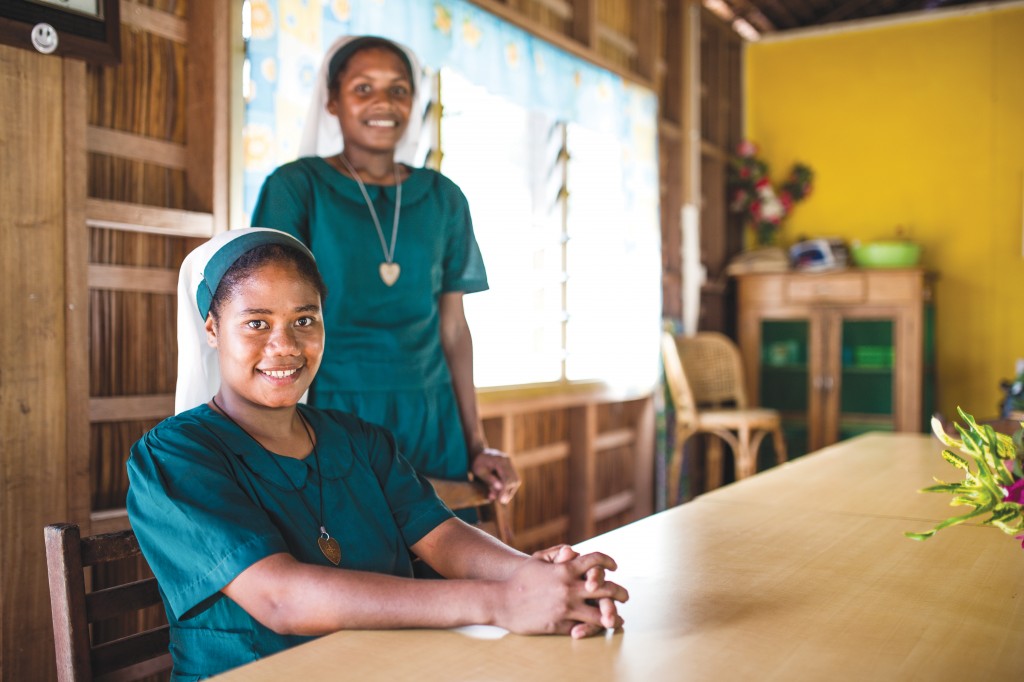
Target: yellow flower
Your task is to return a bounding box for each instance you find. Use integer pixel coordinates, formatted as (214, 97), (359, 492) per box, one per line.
(243, 124), (275, 170)
(462, 19), (481, 47)
(279, 0), (319, 44)
(434, 4), (452, 34)
(505, 42), (519, 67)
(533, 52), (546, 76)
(330, 0), (350, 20)
(260, 57), (277, 82)
(250, 0), (274, 39)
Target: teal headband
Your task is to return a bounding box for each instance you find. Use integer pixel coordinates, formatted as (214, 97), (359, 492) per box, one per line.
(327, 36), (415, 92)
(196, 231), (314, 319)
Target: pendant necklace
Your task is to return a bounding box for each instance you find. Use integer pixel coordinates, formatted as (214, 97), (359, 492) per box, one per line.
(337, 154), (402, 286)
(210, 396), (342, 566)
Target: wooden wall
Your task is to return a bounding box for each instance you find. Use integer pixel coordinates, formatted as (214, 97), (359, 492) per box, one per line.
(0, 44), (77, 682)
(0, 0), (741, 678)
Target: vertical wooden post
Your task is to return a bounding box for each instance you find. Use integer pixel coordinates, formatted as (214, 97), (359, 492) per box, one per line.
(568, 404), (597, 542)
(633, 396), (656, 519)
(681, 0), (701, 212)
(0, 43), (68, 681)
(572, 0), (598, 49)
(187, 0), (230, 224)
(632, 0), (659, 83)
(64, 59), (91, 535)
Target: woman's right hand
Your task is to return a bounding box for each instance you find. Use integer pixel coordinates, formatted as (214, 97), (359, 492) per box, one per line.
(494, 551), (627, 638)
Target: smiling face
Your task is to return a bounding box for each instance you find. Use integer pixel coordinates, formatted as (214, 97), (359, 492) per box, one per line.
(205, 260), (325, 411)
(327, 46), (414, 157)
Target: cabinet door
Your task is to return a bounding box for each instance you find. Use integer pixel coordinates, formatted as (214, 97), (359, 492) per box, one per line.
(822, 309), (902, 445)
(752, 315), (827, 457)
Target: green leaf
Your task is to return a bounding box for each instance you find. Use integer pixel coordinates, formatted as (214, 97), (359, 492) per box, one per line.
(941, 450), (969, 470)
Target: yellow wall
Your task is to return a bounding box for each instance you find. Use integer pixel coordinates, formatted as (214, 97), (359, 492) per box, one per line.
(745, 4), (1024, 421)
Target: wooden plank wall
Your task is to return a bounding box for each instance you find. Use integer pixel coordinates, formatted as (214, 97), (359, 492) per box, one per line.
(480, 392), (654, 554)
(84, 0), (226, 536)
(0, 43), (74, 682)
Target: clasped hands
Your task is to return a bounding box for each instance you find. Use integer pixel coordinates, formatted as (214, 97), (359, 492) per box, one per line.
(500, 544), (628, 639)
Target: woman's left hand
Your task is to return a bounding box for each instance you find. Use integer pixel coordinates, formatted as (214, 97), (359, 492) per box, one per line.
(470, 448), (520, 504)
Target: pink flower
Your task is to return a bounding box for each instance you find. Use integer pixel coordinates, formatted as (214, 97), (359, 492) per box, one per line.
(1003, 478), (1024, 505)
(779, 191), (794, 212)
(1016, 533), (1024, 549)
(737, 140), (758, 157)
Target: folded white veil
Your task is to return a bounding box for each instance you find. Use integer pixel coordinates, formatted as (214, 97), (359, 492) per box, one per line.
(297, 35), (429, 164)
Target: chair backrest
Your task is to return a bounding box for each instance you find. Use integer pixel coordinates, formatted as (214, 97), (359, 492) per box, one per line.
(660, 331), (700, 431)
(425, 477), (514, 546)
(44, 523), (171, 682)
(675, 331), (749, 408)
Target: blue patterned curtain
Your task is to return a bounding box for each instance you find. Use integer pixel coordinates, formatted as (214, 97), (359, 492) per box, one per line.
(243, 0), (658, 224)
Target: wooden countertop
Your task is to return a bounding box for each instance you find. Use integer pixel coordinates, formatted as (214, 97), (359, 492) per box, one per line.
(211, 433), (1024, 681)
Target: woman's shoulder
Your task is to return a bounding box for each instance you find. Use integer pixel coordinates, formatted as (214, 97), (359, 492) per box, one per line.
(407, 167), (468, 204)
(264, 156), (329, 184)
(133, 405), (232, 462)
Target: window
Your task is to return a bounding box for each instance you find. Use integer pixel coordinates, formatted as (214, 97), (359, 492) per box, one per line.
(439, 69), (660, 390)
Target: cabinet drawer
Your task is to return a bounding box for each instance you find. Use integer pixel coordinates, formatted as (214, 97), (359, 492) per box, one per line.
(786, 274), (865, 303)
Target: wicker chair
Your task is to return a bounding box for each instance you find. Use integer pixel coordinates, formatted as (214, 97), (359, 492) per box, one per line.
(661, 331), (787, 503)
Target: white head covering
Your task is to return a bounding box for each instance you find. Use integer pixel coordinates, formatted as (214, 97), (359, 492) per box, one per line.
(297, 35), (429, 164)
(174, 228), (315, 414)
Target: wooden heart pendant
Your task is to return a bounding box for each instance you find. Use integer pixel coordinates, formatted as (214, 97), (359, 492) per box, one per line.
(379, 262), (400, 286)
(318, 535), (341, 566)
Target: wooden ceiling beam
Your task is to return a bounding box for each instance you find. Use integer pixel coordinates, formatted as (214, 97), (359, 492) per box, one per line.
(779, 0), (819, 24)
(722, 0), (778, 32)
(819, 0), (884, 24)
(755, 0), (803, 28)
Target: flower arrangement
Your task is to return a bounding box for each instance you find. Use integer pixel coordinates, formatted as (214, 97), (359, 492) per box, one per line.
(728, 140), (814, 247)
(906, 408), (1024, 546)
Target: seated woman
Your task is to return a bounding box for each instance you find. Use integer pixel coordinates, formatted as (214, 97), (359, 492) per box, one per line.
(127, 228), (627, 681)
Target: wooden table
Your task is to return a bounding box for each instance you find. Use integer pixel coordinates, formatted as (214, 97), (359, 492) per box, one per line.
(212, 434), (1024, 681)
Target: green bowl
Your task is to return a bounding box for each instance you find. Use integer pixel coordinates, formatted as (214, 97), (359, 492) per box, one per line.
(850, 241), (921, 268)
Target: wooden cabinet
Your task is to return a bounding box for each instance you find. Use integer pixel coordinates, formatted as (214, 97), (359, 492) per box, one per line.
(735, 269), (934, 456)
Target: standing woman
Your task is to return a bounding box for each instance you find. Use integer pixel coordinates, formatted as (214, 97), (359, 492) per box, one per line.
(251, 35), (518, 503)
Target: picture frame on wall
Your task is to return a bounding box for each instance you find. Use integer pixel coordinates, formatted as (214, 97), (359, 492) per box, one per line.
(0, 0), (120, 64)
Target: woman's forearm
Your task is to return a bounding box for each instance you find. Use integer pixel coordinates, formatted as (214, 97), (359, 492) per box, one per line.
(438, 293), (487, 459)
(414, 518), (529, 580)
(224, 552), (502, 636)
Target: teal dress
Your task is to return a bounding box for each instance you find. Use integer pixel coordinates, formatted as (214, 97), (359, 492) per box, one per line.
(126, 404), (453, 681)
(251, 158), (488, 481)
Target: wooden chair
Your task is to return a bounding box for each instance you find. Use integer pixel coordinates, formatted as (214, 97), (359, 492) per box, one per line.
(44, 523), (171, 682)
(661, 331), (787, 503)
(426, 477), (514, 545)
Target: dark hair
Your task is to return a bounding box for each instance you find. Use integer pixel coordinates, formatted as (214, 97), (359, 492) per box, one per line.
(327, 36), (415, 98)
(209, 243), (328, 320)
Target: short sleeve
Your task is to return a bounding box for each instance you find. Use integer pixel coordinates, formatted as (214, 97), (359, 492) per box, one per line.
(329, 412), (454, 548)
(250, 163), (313, 244)
(437, 176), (489, 294)
(127, 420), (289, 622)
